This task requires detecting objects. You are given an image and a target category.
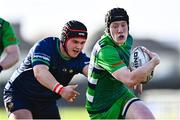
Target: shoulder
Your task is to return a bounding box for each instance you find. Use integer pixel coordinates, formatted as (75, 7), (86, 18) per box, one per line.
(38, 37), (59, 46)
(98, 34), (111, 47)
(0, 18), (11, 29)
(98, 45), (118, 59)
(94, 34), (115, 52)
(0, 18), (5, 25)
(93, 35), (118, 57)
(0, 18), (8, 24)
(77, 52), (90, 61)
(100, 45), (116, 53)
(42, 37), (59, 42)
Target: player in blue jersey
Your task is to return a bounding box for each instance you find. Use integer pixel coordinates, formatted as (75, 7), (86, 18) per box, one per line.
(3, 20), (89, 119)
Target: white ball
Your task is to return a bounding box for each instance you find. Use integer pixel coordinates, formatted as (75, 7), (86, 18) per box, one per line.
(129, 46), (153, 83)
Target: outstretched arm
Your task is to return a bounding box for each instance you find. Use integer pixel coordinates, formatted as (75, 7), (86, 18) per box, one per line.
(33, 64), (80, 102)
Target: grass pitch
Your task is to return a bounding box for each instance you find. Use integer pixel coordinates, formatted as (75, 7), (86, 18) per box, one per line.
(0, 108), (7, 120)
(0, 107), (89, 120)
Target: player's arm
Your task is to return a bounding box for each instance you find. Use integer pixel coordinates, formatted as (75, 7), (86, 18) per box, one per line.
(0, 45), (20, 71)
(82, 64), (89, 77)
(0, 20), (20, 72)
(33, 64), (80, 102)
(112, 51), (160, 88)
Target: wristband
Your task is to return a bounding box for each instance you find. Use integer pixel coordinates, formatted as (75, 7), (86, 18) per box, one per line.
(53, 83), (64, 94)
(0, 65), (3, 73)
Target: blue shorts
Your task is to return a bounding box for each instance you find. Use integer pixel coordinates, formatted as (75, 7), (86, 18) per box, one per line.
(3, 83), (60, 119)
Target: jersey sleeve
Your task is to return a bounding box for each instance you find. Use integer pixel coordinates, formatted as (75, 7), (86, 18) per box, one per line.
(31, 39), (52, 67)
(97, 46), (126, 73)
(76, 53), (90, 73)
(2, 21), (20, 47)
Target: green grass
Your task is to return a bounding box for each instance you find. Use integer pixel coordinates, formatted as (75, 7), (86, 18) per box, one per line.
(1, 106), (180, 120)
(60, 107), (89, 120)
(0, 107), (89, 120)
(0, 108), (7, 120)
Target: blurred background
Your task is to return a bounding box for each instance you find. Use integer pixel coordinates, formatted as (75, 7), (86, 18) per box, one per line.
(0, 0), (180, 119)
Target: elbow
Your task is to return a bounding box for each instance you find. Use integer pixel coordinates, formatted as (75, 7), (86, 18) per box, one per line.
(34, 71), (43, 82)
(129, 70), (147, 86)
(33, 65), (49, 82)
(13, 49), (20, 64)
(16, 49), (20, 63)
(118, 76), (137, 88)
(122, 72), (141, 88)
(34, 71), (40, 81)
(113, 68), (138, 88)
(33, 68), (43, 82)
(14, 54), (20, 64)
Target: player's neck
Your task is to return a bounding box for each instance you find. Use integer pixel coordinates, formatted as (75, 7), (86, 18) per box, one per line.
(60, 44), (71, 60)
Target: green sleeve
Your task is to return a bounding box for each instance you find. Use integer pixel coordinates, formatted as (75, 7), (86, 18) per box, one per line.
(97, 46), (126, 73)
(2, 21), (20, 47)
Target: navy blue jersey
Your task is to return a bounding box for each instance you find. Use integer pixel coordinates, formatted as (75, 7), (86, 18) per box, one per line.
(4, 37), (89, 101)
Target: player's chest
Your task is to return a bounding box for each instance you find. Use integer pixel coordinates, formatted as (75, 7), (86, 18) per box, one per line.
(116, 47), (130, 65)
(50, 59), (80, 75)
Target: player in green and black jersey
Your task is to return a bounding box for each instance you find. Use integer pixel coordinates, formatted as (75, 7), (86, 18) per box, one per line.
(86, 8), (160, 119)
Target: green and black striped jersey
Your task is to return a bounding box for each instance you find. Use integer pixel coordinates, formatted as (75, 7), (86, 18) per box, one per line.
(86, 33), (133, 112)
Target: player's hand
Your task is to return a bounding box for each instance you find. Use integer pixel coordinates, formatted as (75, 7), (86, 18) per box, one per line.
(60, 84), (80, 102)
(141, 47), (160, 66)
(133, 84), (143, 94)
(149, 52), (160, 66)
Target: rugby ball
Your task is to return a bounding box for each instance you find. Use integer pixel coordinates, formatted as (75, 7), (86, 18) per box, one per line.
(129, 46), (153, 83)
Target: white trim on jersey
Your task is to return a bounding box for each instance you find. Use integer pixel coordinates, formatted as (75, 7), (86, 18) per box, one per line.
(86, 92), (94, 103)
(88, 78), (98, 85)
(121, 97), (139, 116)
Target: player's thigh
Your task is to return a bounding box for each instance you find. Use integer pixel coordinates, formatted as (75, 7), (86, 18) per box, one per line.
(125, 100), (155, 119)
(9, 109), (33, 120)
(4, 90), (33, 119)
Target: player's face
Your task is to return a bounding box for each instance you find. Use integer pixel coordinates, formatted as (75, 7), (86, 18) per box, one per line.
(65, 37), (86, 58)
(109, 21), (128, 45)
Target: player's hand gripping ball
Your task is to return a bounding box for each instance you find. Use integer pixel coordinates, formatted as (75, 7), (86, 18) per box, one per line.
(129, 46), (153, 83)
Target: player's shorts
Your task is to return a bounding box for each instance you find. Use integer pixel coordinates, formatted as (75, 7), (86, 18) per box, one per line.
(3, 82), (60, 119)
(88, 90), (140, 119)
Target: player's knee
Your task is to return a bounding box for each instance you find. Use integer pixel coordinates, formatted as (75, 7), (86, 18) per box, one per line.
(9, 109), (33, 119)
(125, 101), (155, 119)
